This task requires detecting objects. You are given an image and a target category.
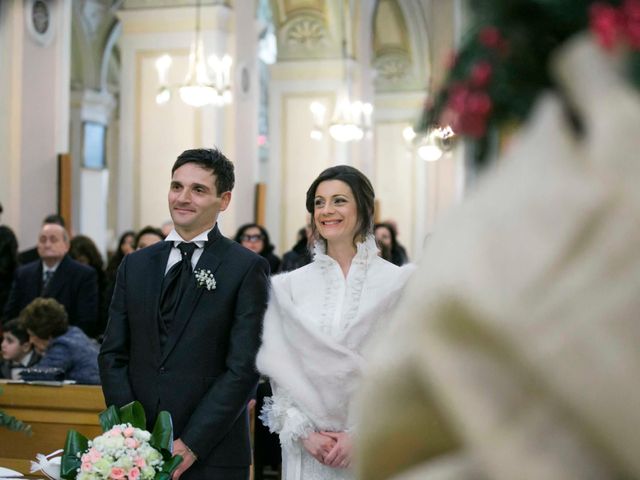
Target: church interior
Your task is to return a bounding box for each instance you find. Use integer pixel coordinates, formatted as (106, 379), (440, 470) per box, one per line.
(0, 0), (468, 262)
(2, 0), (640, 478)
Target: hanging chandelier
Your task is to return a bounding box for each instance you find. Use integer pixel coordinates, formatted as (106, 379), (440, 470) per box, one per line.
(309, 0), (372, 142)
(155, 0), (232, 108)
(403, 125), (456, 161)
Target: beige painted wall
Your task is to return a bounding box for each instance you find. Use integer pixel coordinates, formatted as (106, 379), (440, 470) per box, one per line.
(374, 122), (415, 255)
(0, 0), (71, 248)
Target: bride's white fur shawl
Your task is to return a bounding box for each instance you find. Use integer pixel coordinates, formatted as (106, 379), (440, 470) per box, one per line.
(257, 238), (414, 433)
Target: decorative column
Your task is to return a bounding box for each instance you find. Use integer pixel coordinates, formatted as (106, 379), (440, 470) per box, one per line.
(69, 89), (116, 256)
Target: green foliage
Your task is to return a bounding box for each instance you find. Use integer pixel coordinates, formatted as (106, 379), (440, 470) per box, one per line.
(61, 430), (89, 479)
(0, 409), (33, 436)
(151, 410), (175, 458)
(423, 0), (638, 166)
(0, 386), (32, 436)
(61, 400), (182, 480)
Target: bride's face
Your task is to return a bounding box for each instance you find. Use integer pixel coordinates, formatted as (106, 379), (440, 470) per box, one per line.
(313, 180), (359, 245)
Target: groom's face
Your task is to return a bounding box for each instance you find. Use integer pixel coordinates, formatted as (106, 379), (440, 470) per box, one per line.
(168, 162), (231, 239)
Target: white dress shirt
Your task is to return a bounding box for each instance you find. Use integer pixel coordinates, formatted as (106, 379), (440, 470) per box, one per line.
(163, 227), (213, 274)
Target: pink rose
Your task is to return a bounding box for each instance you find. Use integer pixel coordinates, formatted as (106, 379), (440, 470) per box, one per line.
(123, 426), (135, 437)
(88, 447), (102, 462)
(134, 457), (146, 468)
(589, 2), (622, 50)
(110, 467), (125, 479)
(81, 462), (92, 472)
(124, 437), (139, 449)
(109, 426), (123, 437)
(128, 467), (140, 480)
(478, 27), (502, 49)
(466, 92), (492, 116)
(81, 454), (90, 463)
(470, 61), (493, 88)
(447, 83), (470, 114)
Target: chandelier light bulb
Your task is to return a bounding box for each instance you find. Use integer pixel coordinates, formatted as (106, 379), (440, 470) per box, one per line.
(403, 126), (417, 142)
(310, 129), (323, 141)
(153, 6), (233, 108)
(155, 55), (172, 85)
(155, 87), (171, 105)
(418, 143), (443, 162)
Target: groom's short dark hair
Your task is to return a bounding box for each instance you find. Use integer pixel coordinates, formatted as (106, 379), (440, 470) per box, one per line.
(172, 148), (235, 195)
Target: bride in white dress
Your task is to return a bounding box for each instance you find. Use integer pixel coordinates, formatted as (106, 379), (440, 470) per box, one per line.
(257, 165), (413, 480)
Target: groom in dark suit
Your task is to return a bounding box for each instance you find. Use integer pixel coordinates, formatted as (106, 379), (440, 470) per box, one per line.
(99, 148), (270, 480)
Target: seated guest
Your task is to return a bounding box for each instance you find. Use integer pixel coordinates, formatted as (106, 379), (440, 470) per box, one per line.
(1, 318), (41, 380)
(0, 225), (19, 315)
(105, 230), (135, 283)
(17, 213), (66, 265)
(134, 225), (164, 250)
(2, 223), (98, 336)
(20, 298), (99, 385)
(374, 222), (409, 266)
(280, 226), (312, 273)
(234, 223), (281, 273)
(70, 235), (108, 339)
(104, 230), (135, 327)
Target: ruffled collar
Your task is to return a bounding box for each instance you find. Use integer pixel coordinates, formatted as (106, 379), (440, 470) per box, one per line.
(312, 234), (379, 267)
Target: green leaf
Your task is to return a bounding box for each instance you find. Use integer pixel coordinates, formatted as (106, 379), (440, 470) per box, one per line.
(150, 410), (174, 454)
(60, 430), (88, 479)
(0, 387), (32, 436)
(119, 401), (146, 429)
(158, 454), (183, 477)
(98, 404), (121, 431)
(0, 410), (32, 436)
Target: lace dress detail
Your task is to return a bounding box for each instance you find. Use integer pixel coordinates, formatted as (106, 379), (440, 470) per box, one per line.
(312, 236), (379, 337)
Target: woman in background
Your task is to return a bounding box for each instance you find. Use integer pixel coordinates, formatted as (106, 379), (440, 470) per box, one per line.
(234, 223), (281, 274)
(69, 235), (107, 337)
(257, 166), (413, 479)
(374, 223), (408, 266)
(105, 230), (134, 281)
(20, 297), (100, 385)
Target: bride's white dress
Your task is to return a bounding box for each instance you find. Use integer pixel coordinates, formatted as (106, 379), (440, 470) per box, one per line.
(257, 237), (413, 480)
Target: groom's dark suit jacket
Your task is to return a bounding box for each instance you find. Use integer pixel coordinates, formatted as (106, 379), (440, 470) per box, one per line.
(98, 225), (269, 470)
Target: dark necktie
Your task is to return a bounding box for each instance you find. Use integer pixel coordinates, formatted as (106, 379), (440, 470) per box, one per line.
(159, 242), (197, 339)
(42, 270), (54, 293)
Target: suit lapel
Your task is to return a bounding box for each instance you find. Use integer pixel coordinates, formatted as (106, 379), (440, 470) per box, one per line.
(148, 242), (172, 362)
(160, 225), (231, 362)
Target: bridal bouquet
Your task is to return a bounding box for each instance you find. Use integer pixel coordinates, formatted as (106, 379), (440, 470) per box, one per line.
(31, 401), (182, 480)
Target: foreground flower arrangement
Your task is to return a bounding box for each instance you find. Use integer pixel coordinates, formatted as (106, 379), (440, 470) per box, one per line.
(31, 401), (182, 480)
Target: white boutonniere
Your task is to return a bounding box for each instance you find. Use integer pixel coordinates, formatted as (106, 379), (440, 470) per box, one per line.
(194, 268), (216, 290)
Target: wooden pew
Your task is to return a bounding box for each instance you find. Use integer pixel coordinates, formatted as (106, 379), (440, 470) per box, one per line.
(0, 382), (105, 475)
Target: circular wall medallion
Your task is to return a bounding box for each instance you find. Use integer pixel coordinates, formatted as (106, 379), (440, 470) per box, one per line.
(25, 0), (55, 46)
(32, 0), (50, 34)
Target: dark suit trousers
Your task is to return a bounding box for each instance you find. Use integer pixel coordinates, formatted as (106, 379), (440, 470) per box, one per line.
(181, 464), (249, 480)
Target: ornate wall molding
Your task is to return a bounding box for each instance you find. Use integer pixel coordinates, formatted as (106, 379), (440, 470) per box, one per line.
(278, 13), (338, 59)
(373, 50), (418, 91)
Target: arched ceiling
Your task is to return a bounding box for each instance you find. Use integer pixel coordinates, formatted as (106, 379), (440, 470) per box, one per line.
(372, 0), (430, 92)
(71, 0), (121, 92)
(72, 0), (431, 94)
